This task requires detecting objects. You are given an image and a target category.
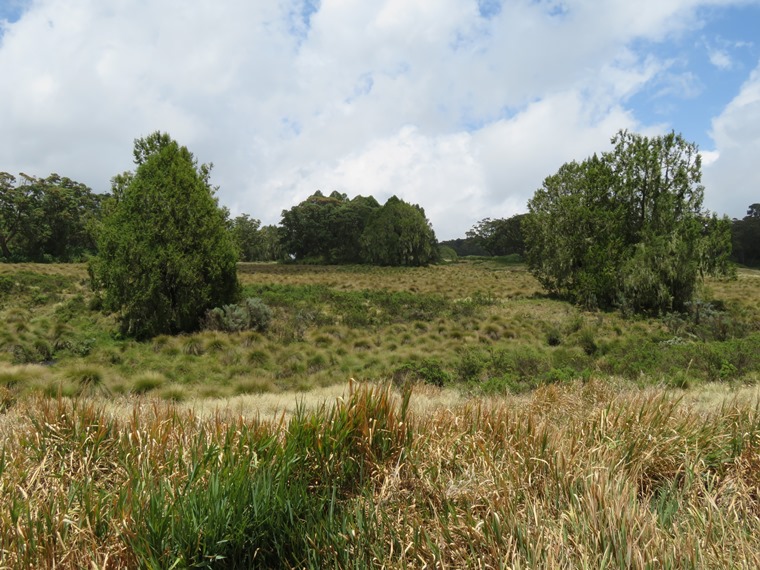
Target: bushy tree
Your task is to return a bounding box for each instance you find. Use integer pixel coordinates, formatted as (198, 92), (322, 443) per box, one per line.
(230, 214), (263, 262)
(524, 130), (733, 314)
(360, 196), (439, 266)
(90, 132), (238, 338)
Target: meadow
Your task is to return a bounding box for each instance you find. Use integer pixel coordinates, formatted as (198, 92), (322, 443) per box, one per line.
(1, 260), (760, 568)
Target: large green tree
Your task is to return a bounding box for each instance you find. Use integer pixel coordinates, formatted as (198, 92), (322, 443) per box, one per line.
(90, 132), (238, 338)
(524, 130), (733, 314)
(230, 214), (263, 262)
(360, 196), (439, 266)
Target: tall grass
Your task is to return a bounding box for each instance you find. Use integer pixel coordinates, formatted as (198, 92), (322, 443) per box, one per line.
(2, 382), (760, 568)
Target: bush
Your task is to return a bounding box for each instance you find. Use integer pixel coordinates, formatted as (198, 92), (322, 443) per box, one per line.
(393, 358), (451, 387)
(203, 298), (272, 333)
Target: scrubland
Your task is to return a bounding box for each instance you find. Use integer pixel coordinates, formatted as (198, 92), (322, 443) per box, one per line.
(1, 260), (759, 568)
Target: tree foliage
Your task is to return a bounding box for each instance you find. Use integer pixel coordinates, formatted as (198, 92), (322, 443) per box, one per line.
(280, 191), (381, 263)
(90, 132), (238, 339)
(0, 172), (104, 261)
(731, 203), (760, 267)
(524, 130), (733, 314)
(230, 216), (285, 262)
(360, 196), (439, 266)
(466, 214), (526, 257)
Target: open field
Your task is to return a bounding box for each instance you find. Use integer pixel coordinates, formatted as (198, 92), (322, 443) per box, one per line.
(1, 261), (759, 402)
(1, 261), (760, 567)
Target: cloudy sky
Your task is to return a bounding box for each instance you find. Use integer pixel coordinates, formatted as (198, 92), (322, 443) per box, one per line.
(1, 0), (759, 239)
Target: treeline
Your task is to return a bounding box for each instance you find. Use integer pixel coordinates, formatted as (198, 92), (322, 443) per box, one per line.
(450, 207), (760, 269)
(231, 191), (439, 266)
(2, 166), (757, 269)
(0, 172), (106, 262)
(1, 172), (438, 267)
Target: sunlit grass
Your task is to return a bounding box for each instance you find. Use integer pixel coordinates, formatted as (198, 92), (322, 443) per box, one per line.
(2, 381), (760, 567)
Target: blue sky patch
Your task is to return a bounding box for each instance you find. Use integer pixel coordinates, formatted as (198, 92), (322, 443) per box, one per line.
(478, 0), (502, 20)
(626, 3), (760, 149)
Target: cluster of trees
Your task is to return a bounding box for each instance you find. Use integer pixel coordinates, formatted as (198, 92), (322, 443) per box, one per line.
(87, 133), (439, 338)
(523, 130), (733, 314)
(228, 214), (284, 262)
(5, 127), (753, 338)
(0, 172), (105, 262)
(731, 204), (760, 267)
(279, 191), (438, 266)
(465, 214), (526, 257)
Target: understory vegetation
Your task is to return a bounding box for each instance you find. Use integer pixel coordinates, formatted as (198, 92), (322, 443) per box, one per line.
(1, 260), (759, 567)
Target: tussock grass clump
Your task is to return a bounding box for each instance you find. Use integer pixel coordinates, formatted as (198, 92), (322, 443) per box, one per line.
(180, 337), (205, 356)
(131, 371), (166, 394)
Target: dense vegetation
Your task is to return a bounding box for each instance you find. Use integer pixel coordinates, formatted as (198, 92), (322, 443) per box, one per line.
(280, 191), (438, 266)
(732, 203), (760, 267)
(524, 131), (734, 313)
(89, 133), (239, 339)
(0, 172), (104, 262)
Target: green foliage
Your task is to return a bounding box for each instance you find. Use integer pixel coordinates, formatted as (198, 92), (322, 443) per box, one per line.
(438, 245), (458, 262)
(90, 132), (239, 339)
(524, 130), (734, 314)
(466, 214), (526, 257)
(360, 196), (439, 266)
(280, 191), (380, 263)
(731, 203), (760, 267)
(0, 172), (104, 262)
(394, 358), (451, 387)
(204, 298), (273, 333)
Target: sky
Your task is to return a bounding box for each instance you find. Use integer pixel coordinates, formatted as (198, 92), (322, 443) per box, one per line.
(1, 0), (759, 240)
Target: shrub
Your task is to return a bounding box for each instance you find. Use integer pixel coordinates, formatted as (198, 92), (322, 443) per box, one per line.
(394, 358), (451, 387)
(203, 298), (272, 333)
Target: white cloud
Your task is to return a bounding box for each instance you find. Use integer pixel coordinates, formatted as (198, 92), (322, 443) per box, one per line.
(0, 0), (757, 239)
(703, 59), (760, 218)
(709, 49), (733, 69)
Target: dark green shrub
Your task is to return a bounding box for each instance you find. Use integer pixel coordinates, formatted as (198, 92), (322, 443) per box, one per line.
(456, 348), (487, 382)
(394, 358), (451, 387)
(90, 132), (239, 339)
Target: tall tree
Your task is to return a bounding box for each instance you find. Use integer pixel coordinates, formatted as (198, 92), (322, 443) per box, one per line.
(0, 172), (41, 260)
(230, 214), (263, 262)
(0, 172), (103, 261)
(524, 130), (733, 314)
(90, 132), (238, 338)
(280, 191), (379, 263)
(360, 196), (439, 266)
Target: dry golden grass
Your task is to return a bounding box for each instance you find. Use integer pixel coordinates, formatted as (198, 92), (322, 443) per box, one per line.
(2, 381), (760, 568)
(238, 260), (543, 300)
